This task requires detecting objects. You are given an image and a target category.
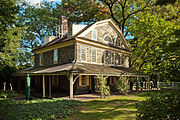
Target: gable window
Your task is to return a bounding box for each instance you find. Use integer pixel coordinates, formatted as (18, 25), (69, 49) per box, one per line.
(39, 53), (43, 66)
(104, 34), (113, 44)
(80, 46), (86, 61)
(53, 49), (58, 64)
(92, 30), (97, 40)
(79, 75), (89, 86)
(91, 48), (97, 62)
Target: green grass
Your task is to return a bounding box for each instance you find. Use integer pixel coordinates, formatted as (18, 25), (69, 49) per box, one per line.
(65, 92), (155, 120)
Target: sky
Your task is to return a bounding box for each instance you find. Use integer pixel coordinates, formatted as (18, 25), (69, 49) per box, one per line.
(24, 0), (60, 5)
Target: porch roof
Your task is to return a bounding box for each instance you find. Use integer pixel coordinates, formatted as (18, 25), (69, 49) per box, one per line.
(14, 62), (148, 77)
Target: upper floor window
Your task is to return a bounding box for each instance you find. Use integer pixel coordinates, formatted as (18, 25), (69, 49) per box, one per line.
(53, 49), (58, 64)
(104, 34), (113, 44)
(39, 53), (43, 66)
(80, 46), (86, 61)
(100, 50), (104, 64)
(92, 30), (97, 40)
(121, 55), (125, 66)
(91, 48), (97, 62)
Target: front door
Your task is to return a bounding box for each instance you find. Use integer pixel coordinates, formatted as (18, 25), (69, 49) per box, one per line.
(91, 76), (98, 93)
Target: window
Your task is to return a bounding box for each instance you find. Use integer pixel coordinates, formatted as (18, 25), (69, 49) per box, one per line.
(91, 48), (97, 62)
(39, 53), (43, 66)
(52, 76), (59, 86)
(115, 53), (120, 66)
(35, 76), (41, 85)
(92, 30), (97, 40)
(79, 75), (89, 86)
(104, 34), (112, 44)
(105, 51), (111, 64)
(80, 46), (86, 61)
(111, 53), (115, 65)
(53, 49), (58, 64)
(100, 50), (104, 64)
(121, 55), (125, 66)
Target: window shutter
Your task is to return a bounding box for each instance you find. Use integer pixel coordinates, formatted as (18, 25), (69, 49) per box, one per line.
(79, 75), (82, 86)
(86, 76), (89, 85)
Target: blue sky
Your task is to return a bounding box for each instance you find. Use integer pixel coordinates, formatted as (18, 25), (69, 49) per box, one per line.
(24, 0), (60, 5)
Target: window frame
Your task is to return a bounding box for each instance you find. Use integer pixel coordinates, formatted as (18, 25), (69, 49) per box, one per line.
(91, 48), (97, 63)
(100, 50), (105, 64)
(79, 75), (89, 86)
(103, 34), (113, 44)
(53, 49), (58, 64)
(80, 46), (87, 62)
(92, 29), (97, 41)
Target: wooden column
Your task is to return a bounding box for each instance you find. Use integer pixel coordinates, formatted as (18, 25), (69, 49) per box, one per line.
(49, 76), (52, 98)
(136, 77), (139, 92)
(42, 75), (46, 98)
(69, 73), (73, 99)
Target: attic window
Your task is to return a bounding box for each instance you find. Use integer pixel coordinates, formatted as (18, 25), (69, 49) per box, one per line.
(92, 30), (97, 40)
(116, 37), (121, 47)
(104, 34), (112, 44)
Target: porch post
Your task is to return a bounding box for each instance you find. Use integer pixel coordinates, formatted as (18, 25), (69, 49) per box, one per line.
(147, 77), (150, 90)
(49, 76), (52, 98)
(69, 73), (73, 99)
(42, 75), (46, 98)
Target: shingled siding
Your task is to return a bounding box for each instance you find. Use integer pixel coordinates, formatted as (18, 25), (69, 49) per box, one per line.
(58, 45), (74, 64)
(43, 50), (53, 66)
(35, 54), (39, 66)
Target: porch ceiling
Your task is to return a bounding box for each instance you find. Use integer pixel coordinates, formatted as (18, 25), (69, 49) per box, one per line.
(14, 62), (148, 77)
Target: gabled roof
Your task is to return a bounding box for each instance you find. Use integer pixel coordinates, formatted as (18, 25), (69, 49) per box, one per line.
(32, 19), (131, 52)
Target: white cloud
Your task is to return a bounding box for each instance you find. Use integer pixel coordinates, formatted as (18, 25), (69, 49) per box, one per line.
(24, 0), (60, 6)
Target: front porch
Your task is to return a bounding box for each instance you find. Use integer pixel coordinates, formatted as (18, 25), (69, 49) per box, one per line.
(13, 62), (150, 99)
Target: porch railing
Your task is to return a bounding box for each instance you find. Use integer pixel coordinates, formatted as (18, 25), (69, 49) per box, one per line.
(157, 81), (180, 89)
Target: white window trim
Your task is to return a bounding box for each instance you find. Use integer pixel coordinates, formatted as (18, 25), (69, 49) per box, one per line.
(100, 50), (104, 64)
(92, 29), (97, 41)
(91, 48), (97, 63)
(80, 46), (87, 62)
(53, 49), (58, 64)
(103, 34), (112, 44)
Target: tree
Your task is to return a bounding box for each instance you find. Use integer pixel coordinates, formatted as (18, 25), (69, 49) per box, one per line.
(18, 1), (63, 66)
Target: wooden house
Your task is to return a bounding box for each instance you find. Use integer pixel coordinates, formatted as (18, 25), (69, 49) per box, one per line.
(13, 16), (148, 98)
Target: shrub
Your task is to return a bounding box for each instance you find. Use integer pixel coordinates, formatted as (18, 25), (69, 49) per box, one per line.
(0, 98), (82, 120)
(136, 89), (180, 120)
(96, 75), (110, 98)
(115, 76), (129, 94)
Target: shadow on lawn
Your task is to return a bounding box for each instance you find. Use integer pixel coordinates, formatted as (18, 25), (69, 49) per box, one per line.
(69, 99), (139, 120)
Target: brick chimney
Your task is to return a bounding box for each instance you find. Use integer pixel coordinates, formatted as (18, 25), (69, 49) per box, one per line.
(59, 16), (68, 36)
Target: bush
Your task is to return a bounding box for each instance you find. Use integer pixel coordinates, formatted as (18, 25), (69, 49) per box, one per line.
(115, 76), (129, 94)
(96, 75), (110, 98)
(0, 98), (82, 120)
(0, 90), (22, 98)
(136, 89), (180, 120)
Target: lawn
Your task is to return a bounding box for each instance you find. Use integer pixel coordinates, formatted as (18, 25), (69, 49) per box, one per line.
(66, 92), (153, 120)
